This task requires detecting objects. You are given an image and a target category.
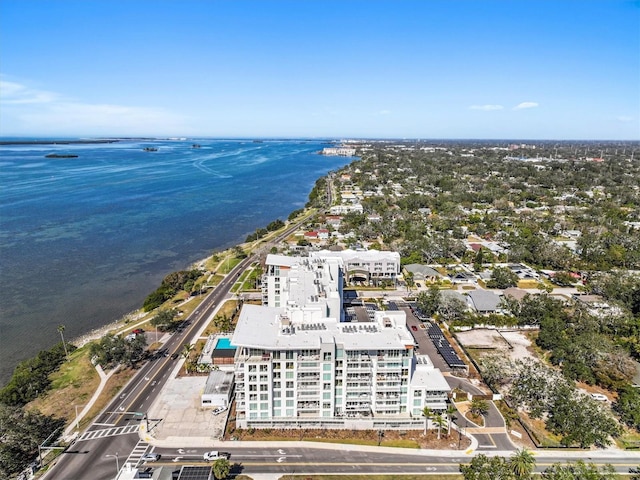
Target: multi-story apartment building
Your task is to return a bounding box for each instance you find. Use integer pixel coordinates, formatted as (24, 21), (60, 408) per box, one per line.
(261, 254), (343, 318)
(233, 254), (450, 430)
(312, 249), (401, 286)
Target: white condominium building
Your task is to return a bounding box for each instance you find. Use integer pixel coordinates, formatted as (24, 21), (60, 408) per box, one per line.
(232, 254), (449, 430)
(261, 254), (343, 320)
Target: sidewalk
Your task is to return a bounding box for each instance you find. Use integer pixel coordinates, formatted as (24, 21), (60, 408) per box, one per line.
(62, 364), (117, 442)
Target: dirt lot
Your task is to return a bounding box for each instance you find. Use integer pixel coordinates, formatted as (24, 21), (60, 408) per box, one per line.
(455, 328), (535, 362)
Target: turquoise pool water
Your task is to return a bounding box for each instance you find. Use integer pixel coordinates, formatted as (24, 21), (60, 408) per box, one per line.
(215, 337), (235, 350)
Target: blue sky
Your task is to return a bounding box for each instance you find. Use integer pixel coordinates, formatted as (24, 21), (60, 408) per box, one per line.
(1, 0), (638, 139)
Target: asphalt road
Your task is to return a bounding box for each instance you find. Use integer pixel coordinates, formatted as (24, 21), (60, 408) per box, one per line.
(125, 445), (640, 477)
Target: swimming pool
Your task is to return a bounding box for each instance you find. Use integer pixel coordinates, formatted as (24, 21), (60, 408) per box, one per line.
(214, 337), (236, 350)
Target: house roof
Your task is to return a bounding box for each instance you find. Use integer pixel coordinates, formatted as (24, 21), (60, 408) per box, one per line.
(404, 264), (442, 278)
(440, 290), (467, 304)
(466, 289), (502, 312)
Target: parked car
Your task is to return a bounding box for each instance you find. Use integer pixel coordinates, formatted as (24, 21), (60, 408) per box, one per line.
(590, 393), (607, 401)
(203, 451), (230, 461)
(212, 406), (228, 416)
(411, 325), (418, 331)
(141, 453), (161, 462)
(132, 328), (145, 335)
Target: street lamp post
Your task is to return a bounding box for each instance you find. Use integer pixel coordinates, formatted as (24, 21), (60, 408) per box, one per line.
(105, 452), (119, 478)
(74, 404), (85, 431)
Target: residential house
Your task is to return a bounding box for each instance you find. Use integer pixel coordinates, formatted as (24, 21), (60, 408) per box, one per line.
(403, 264), (443, 283)
(465, 290), (502, 314)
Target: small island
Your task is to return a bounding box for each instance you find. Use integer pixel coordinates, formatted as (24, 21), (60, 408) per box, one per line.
(45, 153), (79, 158)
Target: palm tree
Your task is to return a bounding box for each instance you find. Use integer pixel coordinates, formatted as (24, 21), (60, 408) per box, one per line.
(57, 324), (69, 358)
(510, 448), (535, 479)
(181, 343), (195, 374)
(470, 398), (489, 418)
(421, 406), (434, 435)
(445, 404), (458, 435)
(211, 458), (231, 480)
(433, 413), (447, 440)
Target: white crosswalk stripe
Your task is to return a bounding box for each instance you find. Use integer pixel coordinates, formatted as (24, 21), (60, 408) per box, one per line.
(124, 439), (151, 467)
(76, 424), (140, 442)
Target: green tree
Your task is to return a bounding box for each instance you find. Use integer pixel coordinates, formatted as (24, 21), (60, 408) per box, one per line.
(546, 388), (620, 448)
(460, 453), (515, 480)
(211, 458), (231, 479)
(439, 296), (468, 322)
(552, 271), (577, 287)
(89, 333), (147, 369)
(417, 286), (442, 318)
(421, 406), (434, 435)
(213, 314), (233, 333)
(57, 324), (69, 359)
(446, 404), (458, 435)
(510, 448), (535, 479)
(614, 384), (640, 430)
(181, 343), (195, 373)
(541, 460), (618, 479)
(0, 342), (72, 406)
(0, 404), (65, 478)
(487, 266), (519, 289)
(433, 412), (446, 439)
(151, 308), (178, 331)
(470, 398), (489, 418)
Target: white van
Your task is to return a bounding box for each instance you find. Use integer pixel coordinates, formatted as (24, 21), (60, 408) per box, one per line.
(590, 393), (607, 401)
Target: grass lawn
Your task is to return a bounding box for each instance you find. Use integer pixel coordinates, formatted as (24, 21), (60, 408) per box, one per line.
(79, 367), (138, 430)
(25, 348), (138, 433)
(517, 279), (541, 289)
(26, 347), (99, 425)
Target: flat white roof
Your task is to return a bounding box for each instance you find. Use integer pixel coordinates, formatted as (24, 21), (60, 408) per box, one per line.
(411, 356), (451, 392)
(232, 304), (415, 351)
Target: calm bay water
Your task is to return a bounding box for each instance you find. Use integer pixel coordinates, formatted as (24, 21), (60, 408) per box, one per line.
(0, 139), (352, 385)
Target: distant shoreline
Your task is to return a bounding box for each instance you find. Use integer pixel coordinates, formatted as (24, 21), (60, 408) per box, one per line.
(0, 139), (122, 146)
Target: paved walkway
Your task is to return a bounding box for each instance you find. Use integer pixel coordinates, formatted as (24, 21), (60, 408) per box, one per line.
(62, 364), (117, 442)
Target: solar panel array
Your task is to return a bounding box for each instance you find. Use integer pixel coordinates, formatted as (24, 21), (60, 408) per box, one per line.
(386, 301), (399, 311)
(177, 466), (212, 480)
(427, 322), (466, 368)
(365, 303), (378, 320)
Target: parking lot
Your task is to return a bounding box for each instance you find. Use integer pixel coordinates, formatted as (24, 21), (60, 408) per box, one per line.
(146, 371), (229, 443)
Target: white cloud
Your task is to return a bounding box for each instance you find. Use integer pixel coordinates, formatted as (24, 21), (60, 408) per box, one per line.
(377, 109), (391, 115)
(514, 102), (539, 110)
(1, 78), (188, 135)
(469, 104), (504, 111)
(617, 115), (634, 122)
(0, 80), (59, 104)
